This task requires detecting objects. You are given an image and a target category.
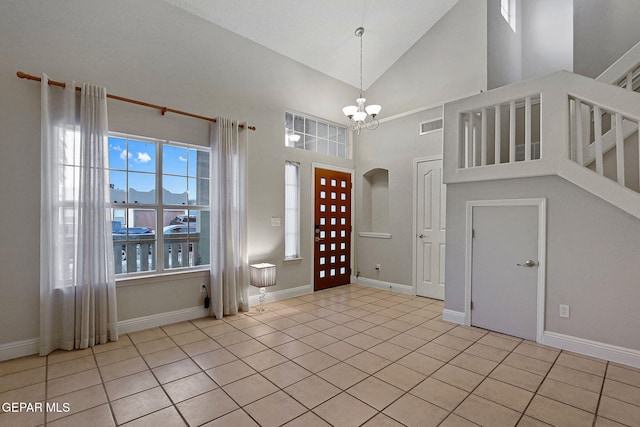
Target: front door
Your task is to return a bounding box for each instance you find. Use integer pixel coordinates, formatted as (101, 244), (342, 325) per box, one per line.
(314, 168), (352, 291)
(471, 205), (540, 341)
(416, 159), (446, 299)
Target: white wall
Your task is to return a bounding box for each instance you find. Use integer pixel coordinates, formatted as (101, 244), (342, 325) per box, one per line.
(445, 176), (640, 351)
(487, 0), (521, 89)
(0, 0), (356, 347)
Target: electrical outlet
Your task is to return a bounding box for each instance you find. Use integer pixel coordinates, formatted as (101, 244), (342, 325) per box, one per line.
(559, 304), (570, 318)
(200, 283), (207, 293)
(375, 264), (381, 271)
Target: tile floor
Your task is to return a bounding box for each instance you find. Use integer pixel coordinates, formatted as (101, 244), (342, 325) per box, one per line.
(1, 284), (639, 426)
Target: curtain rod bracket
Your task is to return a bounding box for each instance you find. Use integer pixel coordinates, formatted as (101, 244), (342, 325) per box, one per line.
(161, 107), (167, 116)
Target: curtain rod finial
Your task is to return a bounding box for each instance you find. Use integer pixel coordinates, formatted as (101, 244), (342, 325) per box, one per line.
(16, 71), (28, 79)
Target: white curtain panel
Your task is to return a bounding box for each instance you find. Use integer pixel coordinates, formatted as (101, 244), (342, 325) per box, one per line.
(209, 118), (249, 319)
(40, 75), (118, 355)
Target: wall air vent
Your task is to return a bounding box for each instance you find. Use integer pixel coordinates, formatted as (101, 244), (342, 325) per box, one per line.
(419, 118), (443, 135)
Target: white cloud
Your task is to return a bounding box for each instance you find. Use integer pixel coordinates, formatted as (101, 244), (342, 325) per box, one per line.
(136, 152), (152, 163)
(120, 149), (132, 160)
(110, 144), (123, 152)
(179, 156), (188, 162)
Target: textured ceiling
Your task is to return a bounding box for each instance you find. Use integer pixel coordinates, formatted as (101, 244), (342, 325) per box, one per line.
(163, 0), (459, 90)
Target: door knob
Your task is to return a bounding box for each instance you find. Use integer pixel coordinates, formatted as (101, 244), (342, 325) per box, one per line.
(517, 260), (538, 267)
(418, 234), (425, 238)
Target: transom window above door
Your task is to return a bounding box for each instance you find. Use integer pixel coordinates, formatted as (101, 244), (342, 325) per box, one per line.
(285, 111), (350, 159)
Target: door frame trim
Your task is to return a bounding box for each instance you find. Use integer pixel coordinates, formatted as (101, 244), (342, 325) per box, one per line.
(465, 198), (547, 342)
(412, 156), (444, 296)
(311, 163), (355, 291)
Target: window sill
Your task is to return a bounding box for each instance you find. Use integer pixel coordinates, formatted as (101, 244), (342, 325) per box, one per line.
(284, 257), (304, 262)
(358, 232), (392, 239)
(115, 267), (210, 287)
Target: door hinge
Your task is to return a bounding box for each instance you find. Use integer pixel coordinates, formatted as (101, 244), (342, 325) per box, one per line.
(470, 301), (474, 310)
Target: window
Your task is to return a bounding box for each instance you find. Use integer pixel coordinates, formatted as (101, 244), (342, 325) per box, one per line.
(285, 112), (349, 158)
(108, 133), (210, 276)
(501, 0), (516, 32)
(284, 161), (300, 259)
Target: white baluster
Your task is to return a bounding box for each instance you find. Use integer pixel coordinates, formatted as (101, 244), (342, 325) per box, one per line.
(481, 109), (487, 166)
(627, 71), (633, 91)
(495, 104), (501, 165)
(575, 99), (584, 165)
(525, 96), (532, 161)
(509, 101), (516, 163)
(594, 105), (604, 175)
(468, 112), (474, 168)
(615, 113), (625, 186)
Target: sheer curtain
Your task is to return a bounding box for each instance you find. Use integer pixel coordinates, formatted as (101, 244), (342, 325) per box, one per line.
(40, 75), (118, 355)
(209, 118), (249, 319)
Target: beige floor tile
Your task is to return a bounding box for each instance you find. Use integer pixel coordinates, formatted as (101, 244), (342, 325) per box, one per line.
(512, 342), (560, 363)
(176, 388), (239, 426)
(227, 316), (261, 330)
(489, 364), (544, 392)
(432, 334), (475, 351)
(256, 331), (296, 347)
(503, 352), (553, 377)
(517, 415), (554, 427)
(317, 362), (369, 389)
(538, 377), (600, 412)
(242, 324), (279, 338)
(464, 342), (510, 363)
(0, 367), (46, 393)
(547, 364), (604, 393)
(450, 352), (499, 376)
(47, 403), (115, 427)
(314, 392), (378, 427)
(142, 347), (187, 368)
(477, 334), (520, 351)
(597, 395), (640, 426)
(282, 411), (332, 426)
(363, 325), (401, 340)
(347, 376), (404, 410)
(226, 339), (270, 358)
(368, 342), (411, 362)
(99, 356), (148, 382)
(344, 332), (384, 350)
(161, 321), (197, 336)
(344, 351), (393, 374)
(214, 330), (252, 347)
(0, 381), (45, 404)
(432, 364), (485, 392)
(129, 328), (167, 344)
(473, 377), (533, 412)
(200, 322), (237, 338)
(525, 395), (595, 427)
(384, 393), (449, 427)
(324, 313), (356, 325)
(223, 373), (279, 406)
(273, 340), (315, 359)
(242, 348), (288, 371)
(262, 360), (312, 388)
(322, 325), (358, 340)
(104, 370), (159, 401)
(606, 364), (640, 388)
(387, 333), (427, 350)
(382, 319), (415, 332)
(454, 394), (521, 427)
(281, 324), (317, 339)
(343, 319), (376, 332)
(305, 318), (338, 331)
(374, 363), (426, 391)
(170, 329), (208, 346)
(448, 326), (487, 342)
(416, 342), (461, 362)
(46, 367), (102, 398)
(439, 413), (481, 427)
(404, 326), (443, 341)
(47, 348), (93, 365)
(0, 407), (44, 426)
(189, 317), (224, 329)
(299, 332), (339, 349)
(95, 345), (141, 366)
(265, 317), (300, 330)
(602, 378), (640, 407)
(47, 383), (108, 422)
(192, 348), (238, 370)
(152, 358), (200, 384)
(293, 350), (340, 373)
(422, 319), (457, 333)
(397, 352), (444, 376)
(410, 377), (469, 411)
(320, 341), (363, 361)
(180, 338), (221, 357)
(122, 406), (186, 426)
(163, 372), (218, 404)
(593, 416), (628, 427)
(0, 355), (46, 377)
(284, 375), (341, 409)
(244, 390), (306, 427)
(202, 408), (259, 427)
(206, 359), (256, 386)
(110, 386), (171, 425)
(47, 355), (96, 380)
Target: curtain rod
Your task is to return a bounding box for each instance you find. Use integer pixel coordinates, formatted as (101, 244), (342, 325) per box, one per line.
(16, 71), (256, 131)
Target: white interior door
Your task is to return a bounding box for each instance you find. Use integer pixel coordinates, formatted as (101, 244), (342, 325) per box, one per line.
(471, 205), (539, 341)
(416, 159), (446, 300)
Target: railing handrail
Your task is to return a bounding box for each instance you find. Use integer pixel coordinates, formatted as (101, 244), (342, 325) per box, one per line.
(596, 39), (640, 86)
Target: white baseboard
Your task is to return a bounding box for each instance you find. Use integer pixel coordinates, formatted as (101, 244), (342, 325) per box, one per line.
(0, 338), (39, 362)
(542, 331), (640, 369)
(442, 309), (466, 325)
(351, 276), (414, 295)
(249, 284), (313, 306)
(118, 306), (209, 334)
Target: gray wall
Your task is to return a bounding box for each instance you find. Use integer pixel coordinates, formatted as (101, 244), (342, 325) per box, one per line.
(0, 0), (355, 346)
(574, 0), (640, 78)
(445, 176), (640, 350)
(487, 0), (522, 89)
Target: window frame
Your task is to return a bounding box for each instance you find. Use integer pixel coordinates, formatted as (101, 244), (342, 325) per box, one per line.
(284, 161), (301, 260)
(285, 111), (351, 159)
(108, 131), (211, 280)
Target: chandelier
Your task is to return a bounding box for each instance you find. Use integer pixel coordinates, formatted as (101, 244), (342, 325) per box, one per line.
(342, 27), (381, 134)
